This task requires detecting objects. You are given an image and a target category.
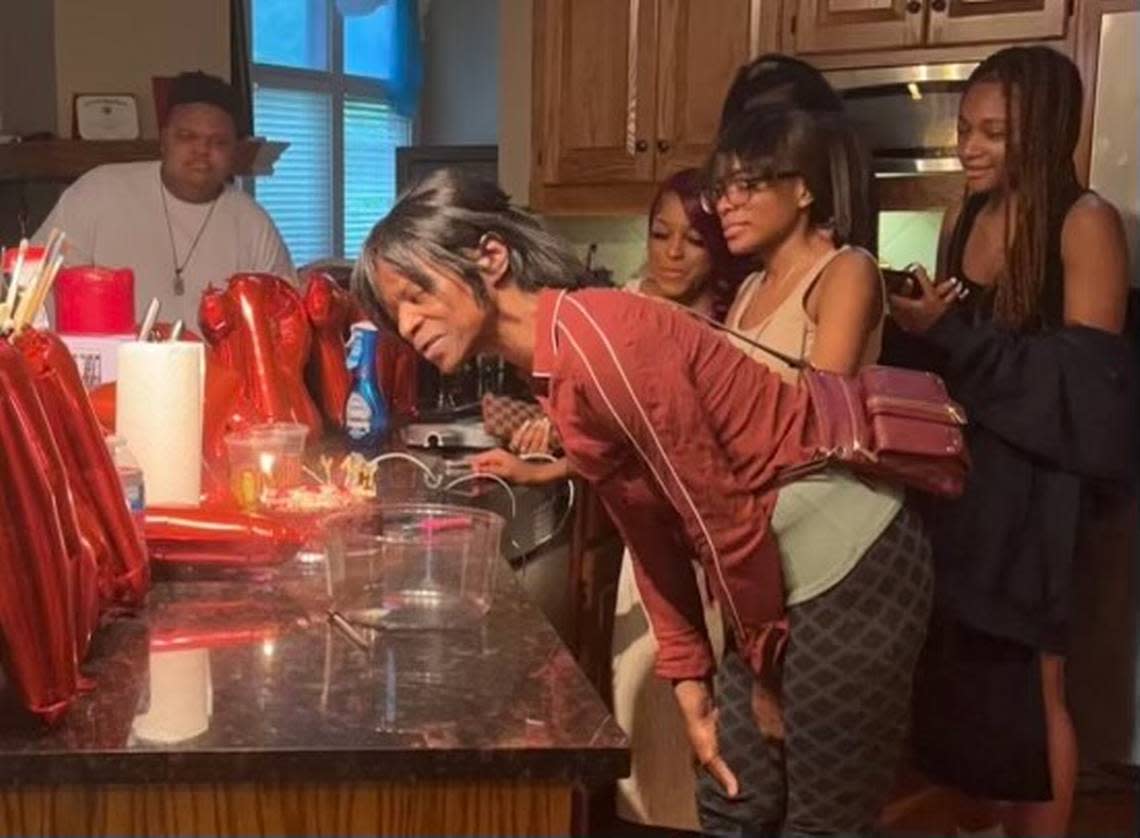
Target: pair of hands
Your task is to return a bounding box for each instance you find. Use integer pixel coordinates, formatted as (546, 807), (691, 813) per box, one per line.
(888, 265), (969, 335)
(469, 416), (556, 484)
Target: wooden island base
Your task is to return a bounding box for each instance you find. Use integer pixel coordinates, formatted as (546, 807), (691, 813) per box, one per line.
(0, 779), (573, 837)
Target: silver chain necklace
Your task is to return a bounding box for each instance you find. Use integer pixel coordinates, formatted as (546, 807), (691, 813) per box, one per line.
(159, 173), (220, 296)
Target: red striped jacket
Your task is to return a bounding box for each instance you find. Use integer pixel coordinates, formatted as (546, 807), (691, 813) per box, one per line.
(532, 288), (818, 679)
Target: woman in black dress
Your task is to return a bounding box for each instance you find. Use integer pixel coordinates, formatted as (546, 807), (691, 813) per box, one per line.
(889, 46), (1134, 836)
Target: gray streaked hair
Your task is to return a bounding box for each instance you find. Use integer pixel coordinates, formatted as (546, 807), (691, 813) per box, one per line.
(353, 169), (606, 328)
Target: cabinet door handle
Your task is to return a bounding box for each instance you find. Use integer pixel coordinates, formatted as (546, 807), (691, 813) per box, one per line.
(930, 0), (947, 10)
(906, 0), (922, 12)
(635, 139), (649, 153)
(656, 139), (671, 153)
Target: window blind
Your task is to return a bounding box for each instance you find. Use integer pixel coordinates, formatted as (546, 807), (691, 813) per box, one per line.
(252, 87), (334, 266)
(343, 97), (411, 258)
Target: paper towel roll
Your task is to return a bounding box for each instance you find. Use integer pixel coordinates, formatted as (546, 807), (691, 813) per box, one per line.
(131, 648), (212, 744)
(116, 342), (204, 506)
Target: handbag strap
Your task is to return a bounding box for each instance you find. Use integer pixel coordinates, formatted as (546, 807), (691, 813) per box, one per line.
(670, 304), (838, 490)
(682, 306), (810, 370)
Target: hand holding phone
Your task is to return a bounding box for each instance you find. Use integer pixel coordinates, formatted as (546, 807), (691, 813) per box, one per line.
(882, 267), (921, 299)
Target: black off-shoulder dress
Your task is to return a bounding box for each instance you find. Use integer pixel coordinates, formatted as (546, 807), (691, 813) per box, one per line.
(885, 192), (1137, 800)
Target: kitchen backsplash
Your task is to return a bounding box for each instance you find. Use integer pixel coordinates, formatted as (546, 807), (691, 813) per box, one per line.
(543, 209), (947, 288)
(542, 216), (647, 286)
(879, 210), (944, 274)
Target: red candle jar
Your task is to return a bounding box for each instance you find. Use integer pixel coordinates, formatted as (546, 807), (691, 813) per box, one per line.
(2, 245), (46, 288)
(54, 266), (136, 334)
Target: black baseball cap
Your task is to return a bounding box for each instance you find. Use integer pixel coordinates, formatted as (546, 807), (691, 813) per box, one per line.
(166, 71), (243, 132)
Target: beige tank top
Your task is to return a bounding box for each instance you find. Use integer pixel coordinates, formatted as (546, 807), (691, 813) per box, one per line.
(725, 246), (885, 384)
(724, 245), (903, 605)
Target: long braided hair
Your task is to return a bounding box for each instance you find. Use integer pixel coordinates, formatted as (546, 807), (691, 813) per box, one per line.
(967, 47), (1084, 330)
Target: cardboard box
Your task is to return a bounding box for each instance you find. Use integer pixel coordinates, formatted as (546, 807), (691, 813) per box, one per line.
(58, 333), (136, 390)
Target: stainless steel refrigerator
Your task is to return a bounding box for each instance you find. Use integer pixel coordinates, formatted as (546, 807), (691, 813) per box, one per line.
(1071, 5), (1140, 771)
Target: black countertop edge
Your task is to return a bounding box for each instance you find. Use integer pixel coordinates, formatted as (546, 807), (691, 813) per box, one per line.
(0, 745), (630, 786)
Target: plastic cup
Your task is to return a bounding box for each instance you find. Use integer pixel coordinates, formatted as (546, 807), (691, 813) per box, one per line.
(223, 430), (266, 510)
(268, 422), (307, 489)
(224, 423), (310, 509)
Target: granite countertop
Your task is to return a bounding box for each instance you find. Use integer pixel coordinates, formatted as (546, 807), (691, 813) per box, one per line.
(0, 536), (628, 786)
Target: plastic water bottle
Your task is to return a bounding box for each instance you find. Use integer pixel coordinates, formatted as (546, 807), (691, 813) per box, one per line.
(106, 435), (145, 532)
(344, 321), (389, 455)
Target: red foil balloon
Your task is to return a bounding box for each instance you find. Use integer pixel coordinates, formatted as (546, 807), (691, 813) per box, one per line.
(0, 342), (80, 723)
(199, 274), (322, 440)
(6, 336), (102, 661)
(14, 330), (150, 608)
(378, 335), (420, 419)
(144, 505), (306, 566)
(302, 272), (353, 429)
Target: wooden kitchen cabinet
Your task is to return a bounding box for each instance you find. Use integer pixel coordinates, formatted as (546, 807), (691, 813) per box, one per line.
(790, 0), (926, 54)
(531, 0), (772, 213)
(927, 0), (1069, 45)
(790, 0), (1070, 55)
(654, 0), (767, 174)
(534, 0), (657, 186)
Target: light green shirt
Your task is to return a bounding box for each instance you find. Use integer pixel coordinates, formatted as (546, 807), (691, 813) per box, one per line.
(773, 468), (903, 605)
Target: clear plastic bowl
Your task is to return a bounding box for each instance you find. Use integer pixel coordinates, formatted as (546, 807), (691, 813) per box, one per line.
(321, 503), (505, 630)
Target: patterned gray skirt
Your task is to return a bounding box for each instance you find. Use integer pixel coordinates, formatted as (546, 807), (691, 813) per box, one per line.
(697, 505), (933, 837)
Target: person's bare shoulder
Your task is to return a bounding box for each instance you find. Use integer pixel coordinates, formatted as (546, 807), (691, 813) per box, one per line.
(1060, 191), (1129, 332)
(816, 247), (881, 305)
(1064, 192), (1126, 240)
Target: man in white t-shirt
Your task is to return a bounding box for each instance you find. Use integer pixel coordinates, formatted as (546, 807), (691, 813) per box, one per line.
(33, 71), (294, 328)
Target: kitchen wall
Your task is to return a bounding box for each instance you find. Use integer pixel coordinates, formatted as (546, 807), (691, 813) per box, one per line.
(879, 211), (942, 273)
(419, 0), (498, 145)
(0, 0), (60, 242)
(52, 0), (229, 140)
(498, 0), (530, 204)
(545, 216), (647, 286)
(1, 0), (56, 137)
(1088, 9), (1139, 287)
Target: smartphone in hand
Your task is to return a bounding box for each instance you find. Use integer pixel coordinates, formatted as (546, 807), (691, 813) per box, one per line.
(882, 267), (922, 299)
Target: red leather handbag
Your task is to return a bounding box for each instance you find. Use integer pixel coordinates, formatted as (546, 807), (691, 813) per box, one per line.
(790, 365), (969, 498)
(696, 313), (970, 498)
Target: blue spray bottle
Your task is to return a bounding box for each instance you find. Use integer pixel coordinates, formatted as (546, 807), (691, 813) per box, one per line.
(344, 321), (389, 453)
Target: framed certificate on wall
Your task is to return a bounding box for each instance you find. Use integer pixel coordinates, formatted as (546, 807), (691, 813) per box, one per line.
(73, 94), (140, 140)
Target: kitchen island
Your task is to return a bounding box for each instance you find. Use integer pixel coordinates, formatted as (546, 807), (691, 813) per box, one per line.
(0, 540), (628, 836)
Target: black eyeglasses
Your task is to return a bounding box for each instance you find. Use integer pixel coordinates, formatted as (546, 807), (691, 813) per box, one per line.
(699, 170), (800, 214)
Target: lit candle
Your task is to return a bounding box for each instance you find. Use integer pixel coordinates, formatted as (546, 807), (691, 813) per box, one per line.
(259, 451), (277, 490)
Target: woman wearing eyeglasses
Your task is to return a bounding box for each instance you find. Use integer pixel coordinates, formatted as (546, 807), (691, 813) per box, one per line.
(712, 107), (883, 380)
(688, 105), (934, 838)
